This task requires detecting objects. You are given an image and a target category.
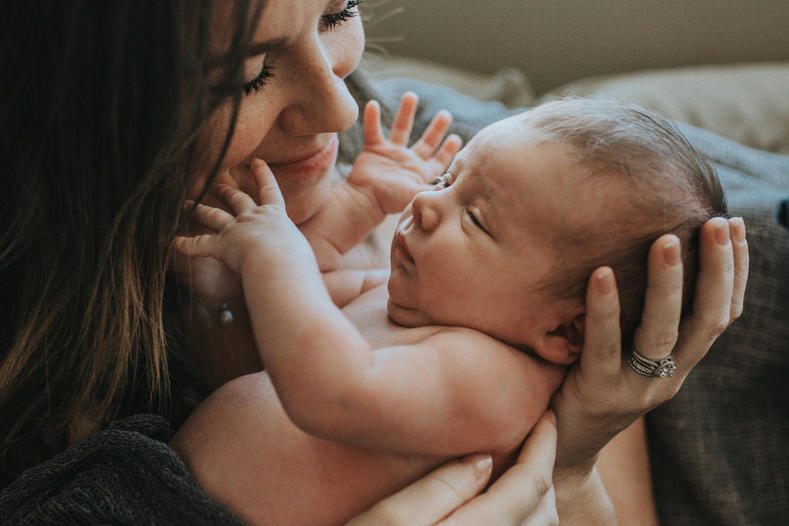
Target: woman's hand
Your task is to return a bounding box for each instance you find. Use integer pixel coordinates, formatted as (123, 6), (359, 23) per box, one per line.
(549, 216), (748, 523)
(345, 411), (559, 526)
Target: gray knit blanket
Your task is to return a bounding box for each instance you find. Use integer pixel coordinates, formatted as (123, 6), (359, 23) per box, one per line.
(0, 415), (244, 525)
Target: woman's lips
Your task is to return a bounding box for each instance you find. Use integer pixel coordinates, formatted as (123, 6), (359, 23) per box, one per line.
(266, 136), (338, 180)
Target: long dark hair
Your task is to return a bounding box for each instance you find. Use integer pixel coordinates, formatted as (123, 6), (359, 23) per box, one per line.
(0, 0), (263, 486)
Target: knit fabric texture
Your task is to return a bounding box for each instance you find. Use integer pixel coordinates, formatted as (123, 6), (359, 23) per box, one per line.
(0, 414), (245, 526)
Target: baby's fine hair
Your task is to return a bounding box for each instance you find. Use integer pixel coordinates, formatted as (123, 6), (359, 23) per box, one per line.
(527, 97), (727, 345)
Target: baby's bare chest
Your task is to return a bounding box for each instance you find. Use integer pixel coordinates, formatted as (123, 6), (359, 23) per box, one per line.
(341, 286), (441, 349)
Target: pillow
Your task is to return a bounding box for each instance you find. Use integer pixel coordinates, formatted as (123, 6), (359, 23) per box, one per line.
(360, 54), (535, 109)
(539, 62), (789, 154)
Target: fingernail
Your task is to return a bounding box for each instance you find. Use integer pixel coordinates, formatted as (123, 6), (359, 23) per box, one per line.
(464, 454), (492, 479)
(663, 237), (681, 266)
(715, 219), (730, 246)
(546, 409), (557, 425)
(596, 268), (615, 294)
(730, 217), (746, 244)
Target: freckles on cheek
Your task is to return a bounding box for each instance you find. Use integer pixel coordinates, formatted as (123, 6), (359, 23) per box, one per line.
(222, 107), (273, 166)
(202, 97), (278, 173)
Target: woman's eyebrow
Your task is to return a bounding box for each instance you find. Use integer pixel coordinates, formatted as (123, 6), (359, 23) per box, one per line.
(207, 37), (288, 70)
(247, 37), (289, 57)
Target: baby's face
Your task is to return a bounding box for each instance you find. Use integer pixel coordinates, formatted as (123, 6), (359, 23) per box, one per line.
(387, 114), (612, 348)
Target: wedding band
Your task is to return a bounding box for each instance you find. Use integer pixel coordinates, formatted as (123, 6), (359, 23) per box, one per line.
(626, 344), (676, 378)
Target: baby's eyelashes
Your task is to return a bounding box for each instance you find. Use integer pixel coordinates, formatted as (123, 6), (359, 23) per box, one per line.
(433, 173), (454, 189)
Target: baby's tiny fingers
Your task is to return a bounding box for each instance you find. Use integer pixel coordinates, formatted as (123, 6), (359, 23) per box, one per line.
(213, 183), (258, 215)
(362, 100), (386, 146)
(412, 110), (453, 159)
(251, 159), (287, 209)
(172, 233), (218, 258)
(430, 135), (463, 169)
(187, 201), (234, 232)
(388, 92), (419, 146)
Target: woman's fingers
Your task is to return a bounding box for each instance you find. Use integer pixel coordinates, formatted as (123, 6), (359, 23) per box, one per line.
(388, 91), (419, 145)
(580, 267), (622, 377)
(344, 412), (556, 526)
(632, 234), (683, 362)
(674, 217), (734, 364)
(728, 217), (749, 321)
(344, 454), (492, 526)
(442, 411), (558, 525)
(520, 486), (559, 526)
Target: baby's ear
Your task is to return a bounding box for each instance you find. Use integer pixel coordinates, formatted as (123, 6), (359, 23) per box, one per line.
(532, 309), (585, 365)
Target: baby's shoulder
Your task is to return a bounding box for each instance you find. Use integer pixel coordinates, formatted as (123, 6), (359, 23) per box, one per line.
(427, 325), (524, 356)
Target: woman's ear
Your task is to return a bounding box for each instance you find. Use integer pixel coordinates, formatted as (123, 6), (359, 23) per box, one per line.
(532, 310), (585, 365)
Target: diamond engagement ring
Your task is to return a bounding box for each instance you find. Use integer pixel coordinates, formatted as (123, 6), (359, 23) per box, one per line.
(626, 345), (676, 378)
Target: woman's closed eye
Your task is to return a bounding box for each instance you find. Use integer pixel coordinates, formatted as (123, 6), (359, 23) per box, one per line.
(321, 0), (361, 30)
(243, 62), (275, 95)
(242, 0), (360, 95)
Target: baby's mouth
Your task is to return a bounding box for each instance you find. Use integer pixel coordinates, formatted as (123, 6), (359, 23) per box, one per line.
(396, 231), (415, 265)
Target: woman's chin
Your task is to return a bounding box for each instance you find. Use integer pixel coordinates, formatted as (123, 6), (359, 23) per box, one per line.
(282, 179), (334, 225)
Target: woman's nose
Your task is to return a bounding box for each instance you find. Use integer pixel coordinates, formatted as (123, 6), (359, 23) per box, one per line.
(411, 191), (440, 232)
(278, 33), (362, 135)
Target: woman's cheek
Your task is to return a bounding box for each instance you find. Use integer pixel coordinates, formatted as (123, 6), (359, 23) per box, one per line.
(223, 100), (275, 167)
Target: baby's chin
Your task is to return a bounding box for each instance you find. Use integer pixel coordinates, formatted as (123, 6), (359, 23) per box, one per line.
(386, 297), (432, 328)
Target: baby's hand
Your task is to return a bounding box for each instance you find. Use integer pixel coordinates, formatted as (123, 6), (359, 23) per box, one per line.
(349, 92), (462, 214)
(173, 160), (312, 276)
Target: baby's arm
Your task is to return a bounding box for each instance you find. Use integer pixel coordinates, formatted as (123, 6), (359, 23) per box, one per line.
(299, 92), (461, 272)
(174, 166), (563, 456)
(322, 269), (389, 309)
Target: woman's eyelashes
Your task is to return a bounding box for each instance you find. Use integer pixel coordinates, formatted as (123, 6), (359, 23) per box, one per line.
(243, 63), (275, 95)
(242, 1), (360, 95)
(321, 0), (361, 30)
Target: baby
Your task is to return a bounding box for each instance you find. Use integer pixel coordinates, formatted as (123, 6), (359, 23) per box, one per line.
(170, 98), (726, 526)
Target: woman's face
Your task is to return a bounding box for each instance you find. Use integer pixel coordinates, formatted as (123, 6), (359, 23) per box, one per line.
(192, 0), (364, 225)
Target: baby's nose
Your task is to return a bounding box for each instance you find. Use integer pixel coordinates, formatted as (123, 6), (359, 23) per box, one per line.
(411, 192), (439, 232)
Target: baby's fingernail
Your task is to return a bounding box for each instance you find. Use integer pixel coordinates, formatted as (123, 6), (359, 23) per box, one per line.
(464, 454), (492, 479)
(663, 237), (681, 266)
